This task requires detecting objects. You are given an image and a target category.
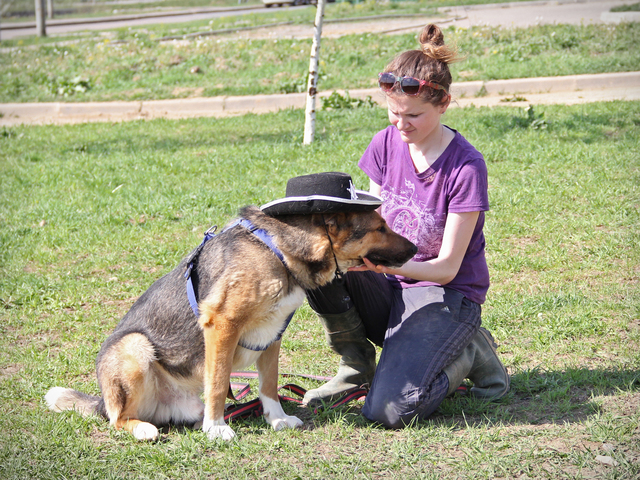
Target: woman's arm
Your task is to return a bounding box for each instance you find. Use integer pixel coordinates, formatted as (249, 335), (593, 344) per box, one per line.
(352, 188), (479, 285)
(390, 210), (479, 284)
(369, 179), (382, 197)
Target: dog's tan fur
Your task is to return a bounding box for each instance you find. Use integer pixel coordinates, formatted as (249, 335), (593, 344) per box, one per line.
(45, 206), (416, 441)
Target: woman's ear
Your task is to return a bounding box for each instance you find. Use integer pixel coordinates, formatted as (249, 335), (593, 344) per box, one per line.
(440, 94), (451, 114)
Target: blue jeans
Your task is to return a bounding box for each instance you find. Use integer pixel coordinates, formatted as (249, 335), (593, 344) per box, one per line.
(306, 272), (481, 428)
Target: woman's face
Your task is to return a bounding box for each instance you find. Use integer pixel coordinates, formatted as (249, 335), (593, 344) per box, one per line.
(387, 94), (449, 150)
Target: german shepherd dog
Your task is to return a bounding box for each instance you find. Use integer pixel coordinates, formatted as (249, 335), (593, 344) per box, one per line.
(45, 206), (416, 441)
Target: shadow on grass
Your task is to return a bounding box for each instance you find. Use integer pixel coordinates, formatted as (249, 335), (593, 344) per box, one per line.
(276, 367), (640, 432)
(55, 366), (638, 442)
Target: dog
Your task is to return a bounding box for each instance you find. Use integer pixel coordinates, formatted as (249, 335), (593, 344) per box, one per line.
(45, 204), (417, 441)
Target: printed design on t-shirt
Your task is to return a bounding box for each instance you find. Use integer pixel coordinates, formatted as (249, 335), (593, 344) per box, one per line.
(380, 178), (444, 261)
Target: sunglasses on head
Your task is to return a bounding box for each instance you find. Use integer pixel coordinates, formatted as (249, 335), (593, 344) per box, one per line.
(378, 72), (448, 96)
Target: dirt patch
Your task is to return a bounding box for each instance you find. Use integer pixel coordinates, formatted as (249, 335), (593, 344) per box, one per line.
(600, 392), (640, 418)
(0, 364), (23, 380)
(172, 86), (205, 97)
(218, 16), (442, 42)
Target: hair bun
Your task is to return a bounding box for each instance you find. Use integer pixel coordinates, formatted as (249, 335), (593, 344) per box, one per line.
(419, 24), (445, 47)
(419, 24), (457, 64)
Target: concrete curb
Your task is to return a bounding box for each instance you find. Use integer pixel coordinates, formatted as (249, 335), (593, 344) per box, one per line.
(458, 71), (640, 97)
(1, 71), (639, 126)
(600, 11), (640, 23)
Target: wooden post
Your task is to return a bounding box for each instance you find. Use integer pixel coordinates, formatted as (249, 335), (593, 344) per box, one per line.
(303, 0), (326, 145)
(47, 0), (54, 19)
(35, 0), (47, 37)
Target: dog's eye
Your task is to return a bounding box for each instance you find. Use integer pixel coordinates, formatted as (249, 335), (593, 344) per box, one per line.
(377, 226), (386, 233)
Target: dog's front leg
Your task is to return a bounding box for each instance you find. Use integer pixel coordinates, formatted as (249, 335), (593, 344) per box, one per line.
(201, 321), (238, 441)
(256, 340), (303, 431)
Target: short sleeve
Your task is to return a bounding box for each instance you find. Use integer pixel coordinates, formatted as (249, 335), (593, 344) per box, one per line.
(448, 157), (490, 213)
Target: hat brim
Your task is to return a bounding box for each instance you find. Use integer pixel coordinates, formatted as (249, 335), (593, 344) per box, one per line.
(260, 191), (382, 216)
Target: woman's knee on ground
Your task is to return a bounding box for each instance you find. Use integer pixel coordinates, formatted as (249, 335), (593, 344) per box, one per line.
(362, 385), (444, 429)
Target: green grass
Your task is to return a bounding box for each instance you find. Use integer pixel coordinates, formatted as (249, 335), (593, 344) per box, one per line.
(1, 100), (639, 478)
(1, 0), (561, 23)
(1, 13), (639, 102)
(612, 2), (640, 12)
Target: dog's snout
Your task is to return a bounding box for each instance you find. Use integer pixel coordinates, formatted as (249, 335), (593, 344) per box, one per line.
(366, 238), (417, 268)
(400, 241), (418, 264)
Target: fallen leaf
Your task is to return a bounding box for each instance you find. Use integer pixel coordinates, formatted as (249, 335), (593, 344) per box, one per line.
(595, 455), (619, 467)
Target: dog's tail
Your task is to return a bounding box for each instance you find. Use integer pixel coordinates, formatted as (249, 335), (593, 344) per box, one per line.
(45, 387), (107, 418)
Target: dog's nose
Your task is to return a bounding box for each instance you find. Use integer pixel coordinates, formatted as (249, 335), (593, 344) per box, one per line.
(401, 243), (417, 263)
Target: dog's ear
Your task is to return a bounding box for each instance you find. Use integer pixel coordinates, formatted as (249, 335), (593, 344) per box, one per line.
(312, 212), (347, 234)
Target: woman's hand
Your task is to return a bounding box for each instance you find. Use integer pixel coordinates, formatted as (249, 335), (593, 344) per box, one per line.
(348, 211), (480, 284)
(348, 257), (400, 275)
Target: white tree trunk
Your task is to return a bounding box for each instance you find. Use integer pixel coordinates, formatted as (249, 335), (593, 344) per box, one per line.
(35, 0), (46, 36)
(303, 0), (326, 145)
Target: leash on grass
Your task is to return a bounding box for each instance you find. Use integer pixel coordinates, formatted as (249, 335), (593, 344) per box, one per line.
(224, 371), (370, 422)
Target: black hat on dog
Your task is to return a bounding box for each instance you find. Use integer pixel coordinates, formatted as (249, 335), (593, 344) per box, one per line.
(260, 172), (382, 216)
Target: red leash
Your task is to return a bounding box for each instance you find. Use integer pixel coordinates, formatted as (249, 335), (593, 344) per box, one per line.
(224, 371), (369, 422)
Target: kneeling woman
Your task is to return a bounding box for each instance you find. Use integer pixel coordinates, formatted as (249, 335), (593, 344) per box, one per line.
(304, 23), (510, 428)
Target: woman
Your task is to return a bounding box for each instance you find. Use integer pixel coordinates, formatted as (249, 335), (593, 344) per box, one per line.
(304, 24), (509, 428)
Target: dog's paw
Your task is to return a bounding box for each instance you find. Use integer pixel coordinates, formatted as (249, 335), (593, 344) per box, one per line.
(132, 422), (159, 441)
(202, 419), (236, 441)
(261, 396), (303, 431)
(270, 414), (303, 431)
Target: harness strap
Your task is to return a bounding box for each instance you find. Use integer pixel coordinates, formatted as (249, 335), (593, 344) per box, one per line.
(184, 226), (217, 318)
(184, 218), (295, 352)
(235, 218), (288, 267)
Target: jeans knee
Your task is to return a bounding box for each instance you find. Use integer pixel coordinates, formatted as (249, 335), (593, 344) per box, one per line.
(363, 387), (441, 429)
(362, 397), (406, 429)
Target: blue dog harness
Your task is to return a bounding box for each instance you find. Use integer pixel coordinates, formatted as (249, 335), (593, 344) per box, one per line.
(184, 218), (295, 352)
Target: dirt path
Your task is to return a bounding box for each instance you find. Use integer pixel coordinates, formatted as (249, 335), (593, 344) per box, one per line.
(3, 0), (635, 40)
(192, 0), (635, 41)
(2, 0), (638, 125)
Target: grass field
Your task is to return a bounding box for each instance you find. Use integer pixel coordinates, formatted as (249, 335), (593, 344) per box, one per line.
(1, 0), (557, 22)
(2, 13), (639, 103)
(1, 98), (639, 478)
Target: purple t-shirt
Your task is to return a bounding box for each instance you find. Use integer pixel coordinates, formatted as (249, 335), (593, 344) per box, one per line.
(358, 125), (490, 304)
